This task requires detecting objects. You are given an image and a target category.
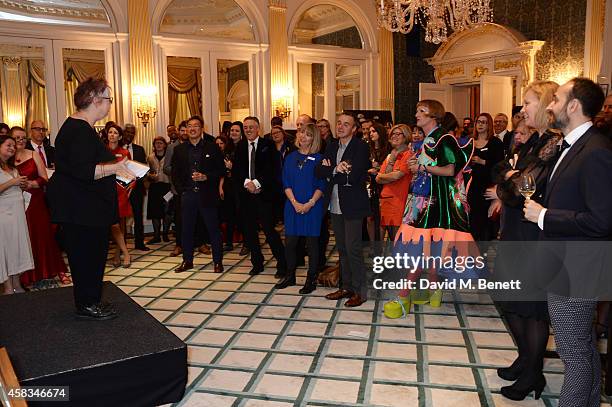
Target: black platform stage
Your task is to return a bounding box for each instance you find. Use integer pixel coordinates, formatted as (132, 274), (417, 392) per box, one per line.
(0, 282), (187, 406)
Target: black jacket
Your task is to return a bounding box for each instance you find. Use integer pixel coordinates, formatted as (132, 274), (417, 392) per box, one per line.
(47, 117), (118, 226)
(171, 138), (225, 207)
(542, 126), (612, 240)
(26, 140), (55, 168)
(233, 137), (282, 202)
(315, 136), (370, 219)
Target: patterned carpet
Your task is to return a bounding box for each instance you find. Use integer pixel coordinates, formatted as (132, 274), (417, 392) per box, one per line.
(99, 233), (612, 407)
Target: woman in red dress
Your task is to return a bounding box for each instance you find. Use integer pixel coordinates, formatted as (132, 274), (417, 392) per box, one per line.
(103, 123), (132, 267)
(13, 126), (70, 287)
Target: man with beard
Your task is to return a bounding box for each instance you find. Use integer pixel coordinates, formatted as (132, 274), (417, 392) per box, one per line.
(524, 77), (611, 406)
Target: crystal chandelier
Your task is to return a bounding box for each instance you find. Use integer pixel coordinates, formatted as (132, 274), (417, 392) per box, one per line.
(376, 0), (493, 44)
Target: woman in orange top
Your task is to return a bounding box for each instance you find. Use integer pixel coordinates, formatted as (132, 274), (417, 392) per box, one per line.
(376, 124), (413, 242)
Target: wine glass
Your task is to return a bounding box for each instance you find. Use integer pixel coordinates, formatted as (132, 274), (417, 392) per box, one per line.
(518, 173), (536, 200)
(192, 161), (200, 192)
(343, 159), (352, 187)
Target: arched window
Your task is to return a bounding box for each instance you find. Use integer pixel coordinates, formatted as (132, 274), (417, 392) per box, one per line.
(292, 4), (363, 49)
(160, 0), (255, 42)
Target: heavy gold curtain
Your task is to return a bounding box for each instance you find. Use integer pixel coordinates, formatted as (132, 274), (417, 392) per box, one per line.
(64, 61), (105, 117)
(27, 59), (49, 129)
(167, 66), (201, 125)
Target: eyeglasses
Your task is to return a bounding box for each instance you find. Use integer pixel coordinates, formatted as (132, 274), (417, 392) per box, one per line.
(31, 127), (47, 132)
(100, 96), (113, 103)
(14, 137), (27, 141)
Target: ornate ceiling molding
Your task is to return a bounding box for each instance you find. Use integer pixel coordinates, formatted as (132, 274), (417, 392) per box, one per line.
(0, 0), (109, 23)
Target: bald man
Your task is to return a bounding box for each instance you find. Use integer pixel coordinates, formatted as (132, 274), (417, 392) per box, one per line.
(26, 120), (54, 168)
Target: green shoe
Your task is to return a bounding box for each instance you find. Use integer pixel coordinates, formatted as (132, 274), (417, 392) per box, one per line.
(429, 289), (443, 307)
(410, 289), (431, 305)
(383, 296), (411, 319)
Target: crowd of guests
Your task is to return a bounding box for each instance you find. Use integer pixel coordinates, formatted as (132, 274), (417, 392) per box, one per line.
(1, 76), (612, 404)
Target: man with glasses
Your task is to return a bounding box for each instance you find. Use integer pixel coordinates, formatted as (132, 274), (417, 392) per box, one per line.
(172, 115), (225, 273)
(26, 120), (54, 169)
(493, 113), (512, 157)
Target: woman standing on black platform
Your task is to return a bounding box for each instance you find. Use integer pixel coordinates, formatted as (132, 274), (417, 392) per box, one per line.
(47, 78), (135, 320)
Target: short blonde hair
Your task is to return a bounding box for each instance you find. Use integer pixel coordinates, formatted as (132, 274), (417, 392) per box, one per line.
(297, 123), (321, 154)
(389, 124), (412, 144)
(523, 80), (559, 130)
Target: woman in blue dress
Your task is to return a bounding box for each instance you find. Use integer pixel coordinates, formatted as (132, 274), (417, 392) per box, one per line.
(275, 123), (326, 294)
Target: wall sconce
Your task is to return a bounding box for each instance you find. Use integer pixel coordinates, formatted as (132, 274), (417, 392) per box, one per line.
(133, 85), (157, 128)
(272, 86), (294, 120)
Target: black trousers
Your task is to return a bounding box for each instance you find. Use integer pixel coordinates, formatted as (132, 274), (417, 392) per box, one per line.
(331, 214), (367, 299)
(62, 223), (110, 306)
(318, 212), (330, 269)
(285, 235), (319, 280)
(129, 185), (145, 246)
(181, 191), (222, 264)
(174, 193), (207, 247)
(242, 194), (286, 271)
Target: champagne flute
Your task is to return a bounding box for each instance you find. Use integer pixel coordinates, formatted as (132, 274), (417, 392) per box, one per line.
(192, 161), (200, 192)
(343, 159), (352, 186)
(518, 173), (536, 200)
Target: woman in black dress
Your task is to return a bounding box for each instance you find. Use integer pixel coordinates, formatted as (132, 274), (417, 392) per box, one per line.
(467, 113), (504, 241)
(47, 78), (135, 320)
(216, 134), (238, 251)
(491, 80), (560, 400)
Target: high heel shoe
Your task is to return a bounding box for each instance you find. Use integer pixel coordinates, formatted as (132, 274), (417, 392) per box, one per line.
(58, 272), (72, 285)
(383, 296), (411, 319)
(500, 374), (546, 401)
(497, 357), (525, 381)
(122, 255), (132, 268)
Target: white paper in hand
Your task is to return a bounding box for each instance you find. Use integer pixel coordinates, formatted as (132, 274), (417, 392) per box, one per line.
(116, 160), (150, 184)
(163, 191), (173, 202)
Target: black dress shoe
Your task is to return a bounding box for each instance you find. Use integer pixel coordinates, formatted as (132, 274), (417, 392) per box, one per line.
(274, 277), (296, 289)
(214, 263), (224, 273)
(223, 244), (234, 252)
(249, 267), (263, 275)
(239, 246), (250, 256)
(147, 237), (161, 244)
(175, 261), (194, 273)
(135, 245), (150, 251)
(274, 269), (287, 279)
(75, 303), (117, 320)
(299, 280), (317, 294)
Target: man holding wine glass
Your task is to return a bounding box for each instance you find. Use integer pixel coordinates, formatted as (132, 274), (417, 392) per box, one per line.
(523, 77), (612, 406)
(316, 113), (371, 307)
(171, 115), (225, 274)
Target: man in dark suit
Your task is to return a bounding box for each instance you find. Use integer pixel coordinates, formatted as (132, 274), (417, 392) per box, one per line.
(124, 124), (149, 251)
(524, 77), (612, 406)
(172, 115), (224, 273)
(26, 120), (55, 168)
(316, 113), (370, 307)
(233, 116), (286, 276)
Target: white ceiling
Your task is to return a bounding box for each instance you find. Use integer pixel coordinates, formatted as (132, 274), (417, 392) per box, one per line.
(160, 0), (254, 41)
(0, 0), (109, 26)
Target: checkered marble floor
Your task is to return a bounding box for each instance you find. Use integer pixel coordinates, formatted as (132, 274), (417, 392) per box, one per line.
(102, 234), (612, 407)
